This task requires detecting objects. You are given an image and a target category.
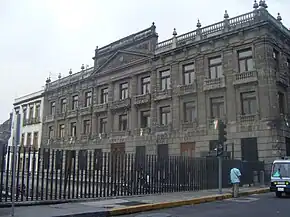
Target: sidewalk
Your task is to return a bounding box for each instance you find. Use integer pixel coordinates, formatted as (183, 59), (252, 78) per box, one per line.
(0, 187), (269, 217)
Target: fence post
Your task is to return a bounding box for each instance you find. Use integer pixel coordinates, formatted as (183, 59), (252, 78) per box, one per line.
(253, 171), (259, 186)
(259, 170), (265, 187)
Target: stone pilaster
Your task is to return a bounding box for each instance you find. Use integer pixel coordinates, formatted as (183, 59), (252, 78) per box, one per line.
(130, 75), (138, 130)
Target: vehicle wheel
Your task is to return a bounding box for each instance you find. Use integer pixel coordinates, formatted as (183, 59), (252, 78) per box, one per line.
(276, 192), (282, 198)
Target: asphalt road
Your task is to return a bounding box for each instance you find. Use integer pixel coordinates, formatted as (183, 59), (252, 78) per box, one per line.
(122, 193), (290, 217)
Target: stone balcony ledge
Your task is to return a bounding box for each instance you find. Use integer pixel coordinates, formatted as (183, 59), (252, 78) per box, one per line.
(110, 98), (131, 110)
(45, 114), (55, 122)
(153, 89), (172, 101)
(203, 77), (225, 91)
(110, 130), (131, 137)
(155, 124), (172, 132)
(177, 83), (197, 96)
(182, 121), (197, 130)
(135, 127), (151, 136)
(233, 70), (258, 85)
(133, 94), (151, 105)
(238, 113), (259, 122)
(94, 103), (108, 113)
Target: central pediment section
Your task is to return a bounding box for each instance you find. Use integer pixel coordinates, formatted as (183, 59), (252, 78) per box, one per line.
(95, 50), (151, 74)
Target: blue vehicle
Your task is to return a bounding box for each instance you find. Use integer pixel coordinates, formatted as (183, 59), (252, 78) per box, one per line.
(270, 159), (290, 197)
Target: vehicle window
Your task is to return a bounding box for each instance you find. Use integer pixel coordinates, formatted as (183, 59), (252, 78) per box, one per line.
(272, 163), (290, 178)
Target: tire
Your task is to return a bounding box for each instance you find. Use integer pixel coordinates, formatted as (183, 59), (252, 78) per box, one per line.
(276, 191), (282, 198)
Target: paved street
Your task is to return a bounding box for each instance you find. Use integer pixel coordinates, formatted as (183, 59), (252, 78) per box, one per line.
(122, 193), (290, 217)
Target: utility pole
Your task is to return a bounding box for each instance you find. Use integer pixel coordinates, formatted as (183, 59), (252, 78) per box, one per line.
(214, 119), (227, 194)
(11, 108), (20, 216)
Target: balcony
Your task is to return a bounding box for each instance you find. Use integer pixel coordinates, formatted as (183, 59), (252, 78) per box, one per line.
(276, 72), (289, 87)
(135, 127), (151, 136)
(155, 124), (172, 133)
(80, 134), (90, 141)
(181, 121), (197, 130)
(133, 94), (151, 105)
(203, 77), (225, 91)
(238, 113), (259, 123)
(56, 112), (66, 120)
(67, 110), (78, 118)
(177, 83), (197, 96)
(110, 98), (131, 111)
(233, 71), (258, 86)
(79, 106), (93, 115)
(94, 103), (108, 113)
(45, 114), (55, 122)
(154, 89), (172, 101)
(110, 130), (131, 137)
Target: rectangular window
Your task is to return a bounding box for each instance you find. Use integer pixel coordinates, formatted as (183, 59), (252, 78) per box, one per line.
(72, 95), (78, 110)
(83, 120), (91, 135)
(21, 133), (25, 146)
(60, 98), (67, 113)
(209, 56), (223, 79)
(160, 106), (171, 125)
(184, 101), (196, 122)
(33, 132), (38, 148)
(119, 114), (128, 131)
(100, 88), (108, 104)
(29, 106), (34, 120)
(141, 76), (151, 94)
(48, 126), (54, 139)
(99, 117), (107, 133)
(141, 110), (151, 128)
(120, 83), (129, 99)
(26, 132), (32, 146)
(210, 97), (224, 118)
(84, 91), (92, 107)
(278, 92), (285, 114)
(183, 64), (195, 85)
(50, 102), (56, 115)
(238, 48), (254, 72)
(59, 124), (65, 138)
(70, 122), (77, 137)
(160, 70), (171, 90)
(241, 92), (257, 115)
(273, 49), (279, 71)
(35, 104), (40, 119)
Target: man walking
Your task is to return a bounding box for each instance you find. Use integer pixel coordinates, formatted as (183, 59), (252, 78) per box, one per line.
(230, 167), (241, 198)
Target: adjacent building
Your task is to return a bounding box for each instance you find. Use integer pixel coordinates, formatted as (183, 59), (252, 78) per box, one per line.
(42, 2), (290, 167)
(8, 90), (44, 171)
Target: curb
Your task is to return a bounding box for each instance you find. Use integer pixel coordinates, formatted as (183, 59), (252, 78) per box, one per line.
(109, 188), (270, 216)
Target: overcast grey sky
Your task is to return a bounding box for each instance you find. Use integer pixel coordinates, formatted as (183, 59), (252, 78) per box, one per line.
(0, 0), (289, 123)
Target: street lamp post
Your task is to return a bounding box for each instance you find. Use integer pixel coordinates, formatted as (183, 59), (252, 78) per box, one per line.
(11, 107), (21, 216)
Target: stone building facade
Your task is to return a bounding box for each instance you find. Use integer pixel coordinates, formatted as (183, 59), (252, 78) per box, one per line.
(42, 2), (290, 164)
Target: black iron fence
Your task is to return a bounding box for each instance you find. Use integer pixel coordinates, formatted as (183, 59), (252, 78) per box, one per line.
(0, 146), (265, 203)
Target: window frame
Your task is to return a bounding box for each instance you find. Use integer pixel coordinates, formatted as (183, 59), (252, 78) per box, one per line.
(119, 114), (128, 131)
(182, 63), (195, 85)
(83, 120), (91, 135)
(60, 98), (67, 113)
(120, 82), (129, 100)
(100, 87), (108, 104)
(238, 48), (254, 73)
(160, 106), (171, 125)
(240, 91), (257, 115)
(140, 110), (151, 128)
(210, 97), (224, 119)
(184, 101), (196, 122)
(160, 70), (171, 90)
(84, 91), (92, 107)
(70, 122), (77, 137)
(50, 101), (56, 115)
(208, 56), (223, 79)
(59, 124), (65, 138)
(99, 117), (107, 133)
(72, 95), (79, 110)
(141, 76), (151, 94)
